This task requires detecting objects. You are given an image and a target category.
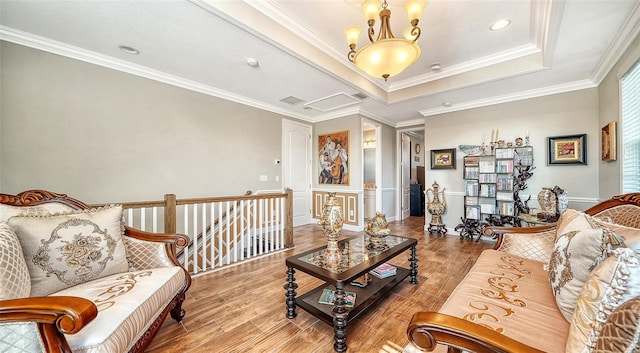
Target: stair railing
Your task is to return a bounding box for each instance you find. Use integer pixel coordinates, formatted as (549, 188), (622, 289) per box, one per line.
(95, 189), (293, 275)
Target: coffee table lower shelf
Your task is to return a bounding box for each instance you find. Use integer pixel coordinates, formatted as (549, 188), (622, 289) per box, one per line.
(296, 267), (410, 325)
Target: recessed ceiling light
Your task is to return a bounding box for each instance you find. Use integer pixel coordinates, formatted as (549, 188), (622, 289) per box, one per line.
(443, 102), (452, 107)
(431, 63), (441, 72)
(490, 19), (511, 31)
(118, 45), (139, 55)
(246, 58), (259, 67)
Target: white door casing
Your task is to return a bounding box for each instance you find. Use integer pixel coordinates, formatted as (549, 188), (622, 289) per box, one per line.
(283, 119), (312, 227)
(401, 133), (411, 220)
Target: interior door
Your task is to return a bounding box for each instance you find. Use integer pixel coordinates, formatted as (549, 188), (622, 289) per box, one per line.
(283, 120), (312, 227)
(401, 133), (411, 219)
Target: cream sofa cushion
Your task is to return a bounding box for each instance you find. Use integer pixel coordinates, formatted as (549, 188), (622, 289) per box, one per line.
(0, 222), (31, 299)
(549, 209), (624, 322)
(8, 205), (129, 296)
(437, 250), (569, 353)
(51, 267), (186, 353)
(566, 248), (640, 353)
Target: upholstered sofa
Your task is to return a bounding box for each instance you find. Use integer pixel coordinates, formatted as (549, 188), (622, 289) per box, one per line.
(406, 193), (640, 353)
(0, 190), (192, 353)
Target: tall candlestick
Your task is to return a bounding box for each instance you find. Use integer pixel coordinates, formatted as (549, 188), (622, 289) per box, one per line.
(491, 129), (495, 142)
(495, 129), (499, 141)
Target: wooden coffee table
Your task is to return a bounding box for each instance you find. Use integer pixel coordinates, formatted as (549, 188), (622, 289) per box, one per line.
(284, 234), (418, 352)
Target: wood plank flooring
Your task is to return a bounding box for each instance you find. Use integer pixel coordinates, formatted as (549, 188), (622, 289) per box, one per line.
(146, 217), (493, 353)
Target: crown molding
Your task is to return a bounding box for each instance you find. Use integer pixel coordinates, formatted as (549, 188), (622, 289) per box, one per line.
(591, 1), (640, 84)
(0, 25), (316, 123)
(419, 79), (596, 117)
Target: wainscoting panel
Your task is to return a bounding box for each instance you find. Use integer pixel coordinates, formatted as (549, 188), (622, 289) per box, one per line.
(312, 191), (359, 226)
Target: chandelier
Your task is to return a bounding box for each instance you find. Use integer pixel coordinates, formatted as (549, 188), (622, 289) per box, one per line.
(345, 0), (427, 81)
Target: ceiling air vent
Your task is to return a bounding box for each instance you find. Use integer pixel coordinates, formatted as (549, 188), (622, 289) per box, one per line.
(353, 92), (368, 99)
(280, 96), (305, 105)
(304, 92), (361, 112)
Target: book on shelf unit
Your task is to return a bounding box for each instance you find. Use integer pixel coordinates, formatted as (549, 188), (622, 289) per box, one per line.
(318, 288), (356, 308)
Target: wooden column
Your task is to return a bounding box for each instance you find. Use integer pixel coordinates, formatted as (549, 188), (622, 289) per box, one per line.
(285, 188), (294, 248)
(164, 194), (177, 234)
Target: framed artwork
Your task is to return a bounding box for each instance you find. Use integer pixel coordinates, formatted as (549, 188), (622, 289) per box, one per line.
(318, 130), (349, 185)
(547, 134), (587, 165)
(430, 148), (456, 169)
(601, 121), (617, 161)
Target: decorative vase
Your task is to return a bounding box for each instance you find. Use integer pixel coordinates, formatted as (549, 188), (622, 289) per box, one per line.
(364, 212), (390, 238)
(318, 192), (344, 242)
(426, 181), (447, 234)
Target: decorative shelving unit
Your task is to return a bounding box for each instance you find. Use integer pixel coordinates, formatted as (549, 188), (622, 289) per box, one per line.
(456, 146), (534, 241)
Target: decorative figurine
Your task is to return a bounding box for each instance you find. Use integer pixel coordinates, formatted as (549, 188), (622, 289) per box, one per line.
(426, 181), (447, 235)
(364, 212), (391, 238)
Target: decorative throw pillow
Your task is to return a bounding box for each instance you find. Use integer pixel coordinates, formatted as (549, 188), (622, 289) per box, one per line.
(0, 222), (31, 299)
(7, 205), (129, 296)
(592, 216), (640, 251)
(566, 248), (640, 353)
(548, 209), (624, 322)
(0, 203), (74, 222)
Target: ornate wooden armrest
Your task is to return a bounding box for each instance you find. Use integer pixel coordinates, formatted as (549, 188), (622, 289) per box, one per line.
(0, 296), (98, 353)
(0, 296), (97, 334)
(124, 226), (189, 246)
(407, 312), (545, 353)
(484, 224), (557, 250)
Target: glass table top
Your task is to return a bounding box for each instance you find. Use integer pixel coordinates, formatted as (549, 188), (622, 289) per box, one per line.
(297, 234), (409, 274)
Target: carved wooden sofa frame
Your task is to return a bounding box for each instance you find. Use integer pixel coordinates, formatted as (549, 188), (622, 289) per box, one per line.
(0, 190), (192, 353)
(406, 193), (640, 353)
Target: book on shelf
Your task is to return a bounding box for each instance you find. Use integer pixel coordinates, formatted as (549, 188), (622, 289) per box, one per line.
(496, 160), (514, 173)
(479, 184), (496, 197)
(479, 156), (496, 173)
(464, 156), (479, 166)
(464, 166), (479, 179)
(478, 173), (497, 183)
(318, 288), (356, 308)
(370, 263), (397, 279)
(465, 206), (481, 220)
(465, 180), (479, 196)
(498, 201), (515, 216)
(465, 196), (478, 206)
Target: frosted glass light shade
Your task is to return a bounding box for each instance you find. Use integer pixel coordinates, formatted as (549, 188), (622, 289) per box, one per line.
(344, 25), (361, 46)
(362, 0), (382, 22)
(405, 0), (427, 22)
(353, 38), (421, 79)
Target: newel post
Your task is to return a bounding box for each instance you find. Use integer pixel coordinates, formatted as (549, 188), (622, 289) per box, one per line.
(164, 194), (177, 234)
(285, 188), (294, 248)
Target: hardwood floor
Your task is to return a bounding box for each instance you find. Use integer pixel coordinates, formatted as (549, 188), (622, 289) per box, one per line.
(146, 217), (494, 353)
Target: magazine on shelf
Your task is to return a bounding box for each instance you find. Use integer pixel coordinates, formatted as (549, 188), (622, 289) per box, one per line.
(318, 288), (356, 308)
(370, 263), (397, 279)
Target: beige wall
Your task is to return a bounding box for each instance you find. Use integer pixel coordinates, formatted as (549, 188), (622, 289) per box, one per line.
(0, 42), (286, 203)
(598, 33), (640, 200)
(425, 89), (600, 229)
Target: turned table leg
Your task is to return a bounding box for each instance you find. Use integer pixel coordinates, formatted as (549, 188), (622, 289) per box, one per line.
(284, 267), (298, 319)
(409, 245), (419, 284)
(332, 283), (348, 353)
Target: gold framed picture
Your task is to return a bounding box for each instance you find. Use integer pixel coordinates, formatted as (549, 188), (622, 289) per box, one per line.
(601, 121), (616, 161)
(318, 130), (349, 185)
(430, 148), (456, 169)
(547, 134), (587, 165)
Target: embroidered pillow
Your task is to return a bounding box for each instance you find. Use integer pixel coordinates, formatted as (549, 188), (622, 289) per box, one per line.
(566, 248), (640, 353)
(0, 222), (31, 299)
(0, 203), (74, 222)
(592, 216), (640, 251)
(7, 205), (129, 296)
(548, 209), (624, 322)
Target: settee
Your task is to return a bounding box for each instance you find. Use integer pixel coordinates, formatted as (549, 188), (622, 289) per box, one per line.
(0, 190), (192, 353)
(406, 193), (640, 352)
